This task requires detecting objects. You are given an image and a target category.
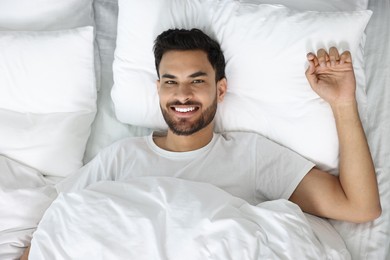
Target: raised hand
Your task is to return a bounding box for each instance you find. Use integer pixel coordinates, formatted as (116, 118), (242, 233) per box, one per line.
(291, 48), (382, 224)
(305, 47), (356, 107)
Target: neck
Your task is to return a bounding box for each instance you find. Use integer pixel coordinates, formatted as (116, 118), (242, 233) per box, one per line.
(154, 123), (215, 152)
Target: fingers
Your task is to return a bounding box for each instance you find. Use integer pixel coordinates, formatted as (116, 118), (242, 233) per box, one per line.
(305, 53), (318, 85)
(329, 47), (340, 66)
(340, 50), (352, 64)
(307, 47), (352, 67)
(305, 47), (351, 87)
(306, 53), (316, 73)
(306, 51), (320, 78)
(317, 49), (329, 67)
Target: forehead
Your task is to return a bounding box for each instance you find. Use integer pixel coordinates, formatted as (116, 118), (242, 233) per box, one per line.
(159, 50), (214, 75)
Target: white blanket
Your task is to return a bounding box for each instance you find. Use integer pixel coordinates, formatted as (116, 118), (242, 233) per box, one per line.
(30, 177), (350, 259)
(0, 155), (57, 260)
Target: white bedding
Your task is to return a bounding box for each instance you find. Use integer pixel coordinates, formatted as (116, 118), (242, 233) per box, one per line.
(0, 0), (389, 259)
(30, 177), (350, 260)
(0, 156), (56, 259)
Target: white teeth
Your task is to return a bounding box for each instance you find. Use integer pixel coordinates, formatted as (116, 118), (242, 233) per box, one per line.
(175, 107), (195, 113)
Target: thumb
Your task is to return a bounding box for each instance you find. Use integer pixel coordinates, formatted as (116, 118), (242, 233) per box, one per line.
(305, 54), (318, 87)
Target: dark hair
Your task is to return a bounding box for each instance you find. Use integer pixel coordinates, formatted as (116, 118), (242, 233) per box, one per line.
(153, 28), (226, 82)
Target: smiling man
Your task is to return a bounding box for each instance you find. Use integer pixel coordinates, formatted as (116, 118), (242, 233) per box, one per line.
(151, 28), (380, 223)
(152, 29), (228, 153)
(21, 28), (381, 259)
(154, 48), (226, 151)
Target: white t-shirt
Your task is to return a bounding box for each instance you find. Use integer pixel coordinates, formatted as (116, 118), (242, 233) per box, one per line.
(56, 132), (314, 205)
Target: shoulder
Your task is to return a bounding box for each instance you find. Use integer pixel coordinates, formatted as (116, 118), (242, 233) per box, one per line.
(211, 131), (280, 155)
(112, 135), (149, 148)
(216, 131), (306, 158)
(95, 135), (150, 158)
(216, 131), (274, 145)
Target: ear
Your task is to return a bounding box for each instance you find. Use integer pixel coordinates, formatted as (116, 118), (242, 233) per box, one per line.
(216, 78), (227, 103)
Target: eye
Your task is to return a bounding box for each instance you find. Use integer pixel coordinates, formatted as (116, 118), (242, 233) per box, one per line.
(164, 80), (177, 85)
(192, 79), (205, 84)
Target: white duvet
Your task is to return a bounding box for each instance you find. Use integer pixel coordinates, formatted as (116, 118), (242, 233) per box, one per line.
(30, 177), (350, 260)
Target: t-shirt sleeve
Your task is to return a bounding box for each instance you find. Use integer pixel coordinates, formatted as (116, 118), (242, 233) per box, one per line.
(55, 144), (120, 193)
(254, 136), (315, 203)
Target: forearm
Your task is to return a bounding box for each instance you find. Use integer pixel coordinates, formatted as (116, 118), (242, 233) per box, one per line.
(331, 100), (381, 221)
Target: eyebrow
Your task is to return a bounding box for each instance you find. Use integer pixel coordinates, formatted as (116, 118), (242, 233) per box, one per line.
(161, 73), (176, 79)
(188, 71), (207, 78)
(161, 71), (208, 79)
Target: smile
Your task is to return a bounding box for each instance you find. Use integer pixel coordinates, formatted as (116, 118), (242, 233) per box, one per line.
(174, 107), (197, 113)
(169, 105), (200, 117)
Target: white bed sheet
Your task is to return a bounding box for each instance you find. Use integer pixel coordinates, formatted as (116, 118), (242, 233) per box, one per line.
(339, 0), (390, 258)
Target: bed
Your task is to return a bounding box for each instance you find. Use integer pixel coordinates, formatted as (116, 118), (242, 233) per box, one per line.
(0, 0), (389, 259)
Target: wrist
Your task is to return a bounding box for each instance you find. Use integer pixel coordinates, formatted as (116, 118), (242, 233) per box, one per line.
(330, 99), (360, 123)
(330, 98), (357, 111)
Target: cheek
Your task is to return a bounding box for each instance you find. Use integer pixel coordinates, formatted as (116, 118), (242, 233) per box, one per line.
(158, 86), (172, 96)
(200, 91), (217, 106)
(158, 90), (169, 106)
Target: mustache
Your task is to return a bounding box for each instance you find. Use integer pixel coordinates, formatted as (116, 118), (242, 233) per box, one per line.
(167, 100), (202, 107)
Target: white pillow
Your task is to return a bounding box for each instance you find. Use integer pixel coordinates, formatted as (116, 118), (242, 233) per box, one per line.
(0, 0), (94, 31)
(0, 0), (102, 93)
(112, 1), (371, 172)
(244, 0), (369, 11)
(0, 26), (97, 177)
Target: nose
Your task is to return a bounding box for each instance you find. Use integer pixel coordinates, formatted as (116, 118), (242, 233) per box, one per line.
(175, 84), (193, 103)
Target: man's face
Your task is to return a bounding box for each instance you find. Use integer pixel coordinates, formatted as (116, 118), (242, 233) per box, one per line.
(157, 50), (226, 136)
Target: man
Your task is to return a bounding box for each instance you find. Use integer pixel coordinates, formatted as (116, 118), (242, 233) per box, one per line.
(152, 28), (380, 222)
(21, 28), (381, 259)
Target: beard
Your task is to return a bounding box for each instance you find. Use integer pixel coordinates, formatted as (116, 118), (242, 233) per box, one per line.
(160, 96), (218, 136)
